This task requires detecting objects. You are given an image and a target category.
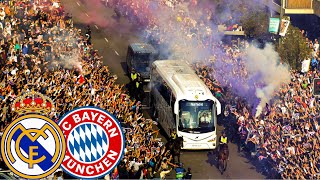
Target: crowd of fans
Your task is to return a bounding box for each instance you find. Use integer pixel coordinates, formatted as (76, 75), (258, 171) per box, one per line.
(195, 43), (320, 179)
(0, 0), (319, 179)
(105, 0), (320, 179)
(0, 0), (179, 179)
(192, 33), (319, 179)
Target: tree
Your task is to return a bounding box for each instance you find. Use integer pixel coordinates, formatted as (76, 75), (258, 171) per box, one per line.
(240, 9), (269, 38)
(276, 25), (312, 70)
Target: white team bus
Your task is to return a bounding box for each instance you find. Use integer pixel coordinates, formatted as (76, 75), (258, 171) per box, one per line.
(150, 60), (221, 150)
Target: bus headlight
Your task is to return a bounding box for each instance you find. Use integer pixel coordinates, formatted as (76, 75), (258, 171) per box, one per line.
(208, 138), (216, 142)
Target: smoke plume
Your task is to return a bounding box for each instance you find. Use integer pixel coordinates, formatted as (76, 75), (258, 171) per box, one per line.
(47, 27), (84, 73)
(244, 44), (291, 117)
(86, 0), (292, 116)
(59, 49), (83, 73)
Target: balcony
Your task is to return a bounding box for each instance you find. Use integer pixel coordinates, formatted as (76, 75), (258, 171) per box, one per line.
(218, 25), (245, 36)
(284, 0), (315, 14)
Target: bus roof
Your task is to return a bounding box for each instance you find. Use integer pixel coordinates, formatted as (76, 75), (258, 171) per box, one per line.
(129, 43), (157, 54)
(152, 60), (220, 106)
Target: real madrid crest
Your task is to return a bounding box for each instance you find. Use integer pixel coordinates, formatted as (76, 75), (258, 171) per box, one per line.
(0, 90), (66, 179)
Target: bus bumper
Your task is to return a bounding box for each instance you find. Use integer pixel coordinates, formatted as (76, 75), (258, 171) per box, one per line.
(181, 142), (216, 150)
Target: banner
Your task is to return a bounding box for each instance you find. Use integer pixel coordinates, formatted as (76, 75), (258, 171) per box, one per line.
(268, 18), (280, 34)
(301, 58), (311, 73)
(279, 19), (290, 36)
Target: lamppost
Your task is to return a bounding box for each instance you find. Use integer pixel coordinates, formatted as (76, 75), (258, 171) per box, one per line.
(278, 0), (285, 46)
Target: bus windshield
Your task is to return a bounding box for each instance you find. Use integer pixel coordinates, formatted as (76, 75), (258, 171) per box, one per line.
(178, 100), (215, 133)
(133, 53), (151, 72)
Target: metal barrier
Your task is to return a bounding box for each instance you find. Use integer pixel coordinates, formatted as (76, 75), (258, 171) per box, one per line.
(0, 170), (11, 173)
(151, 88), (175, 136)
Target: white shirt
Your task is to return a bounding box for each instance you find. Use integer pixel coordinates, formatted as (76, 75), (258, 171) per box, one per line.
(133, 161), (143, 172)
(0, 10), (5, 21)
(24, 69), (30, 75)
(314, 43), (319, 52)
(91, 88), (96, 95)
(4, 24), (11, 35)
(104, 174), (110, 180)
(238, 116), (244, 123)
(201, 116), (211, 123)
(128, 161), (135, 170)
(52, 2), (60, 8)
(11, 68), (18, 75)
(287, 146), (295, 155)
(12, 55), (17, 63)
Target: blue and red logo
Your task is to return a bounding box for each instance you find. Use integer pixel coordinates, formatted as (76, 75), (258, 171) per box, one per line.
(58, 107), (125, 179)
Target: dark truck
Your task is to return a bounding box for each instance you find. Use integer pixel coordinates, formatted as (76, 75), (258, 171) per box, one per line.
(126, 43), (157, 82)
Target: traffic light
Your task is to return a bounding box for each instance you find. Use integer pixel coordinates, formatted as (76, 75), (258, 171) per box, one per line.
(314, 78), (320, 96)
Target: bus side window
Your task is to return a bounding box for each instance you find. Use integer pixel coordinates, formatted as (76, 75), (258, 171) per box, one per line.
(152, 71), (160, 89)
(152, 69), (174, 112)
(170, 94), (175, 110)
(152, 71), (169, 104)
(159, 83), (171, 105)
(171, 94), (176, 123)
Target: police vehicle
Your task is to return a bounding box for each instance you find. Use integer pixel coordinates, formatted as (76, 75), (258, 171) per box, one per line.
(126, 43), (157, 82)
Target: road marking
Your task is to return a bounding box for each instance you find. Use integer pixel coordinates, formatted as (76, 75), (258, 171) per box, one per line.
(114, 50), (119, 56)
(104, 38), (109, 43)
(94, 25), (99, 30)
(85, 13), (89, 17)
(76, 2), (80, 6)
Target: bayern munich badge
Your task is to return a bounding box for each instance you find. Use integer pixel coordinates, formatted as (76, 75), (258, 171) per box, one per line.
(58, 106), (125, 179)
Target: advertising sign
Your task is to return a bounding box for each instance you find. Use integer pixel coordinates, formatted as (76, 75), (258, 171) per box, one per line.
(279, 19), (290, 36)
(269, 18), (280, 34)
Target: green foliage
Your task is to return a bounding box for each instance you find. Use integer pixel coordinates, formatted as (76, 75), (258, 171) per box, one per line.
(240, 10), (269, 38)
(276, 25), (312, 70)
